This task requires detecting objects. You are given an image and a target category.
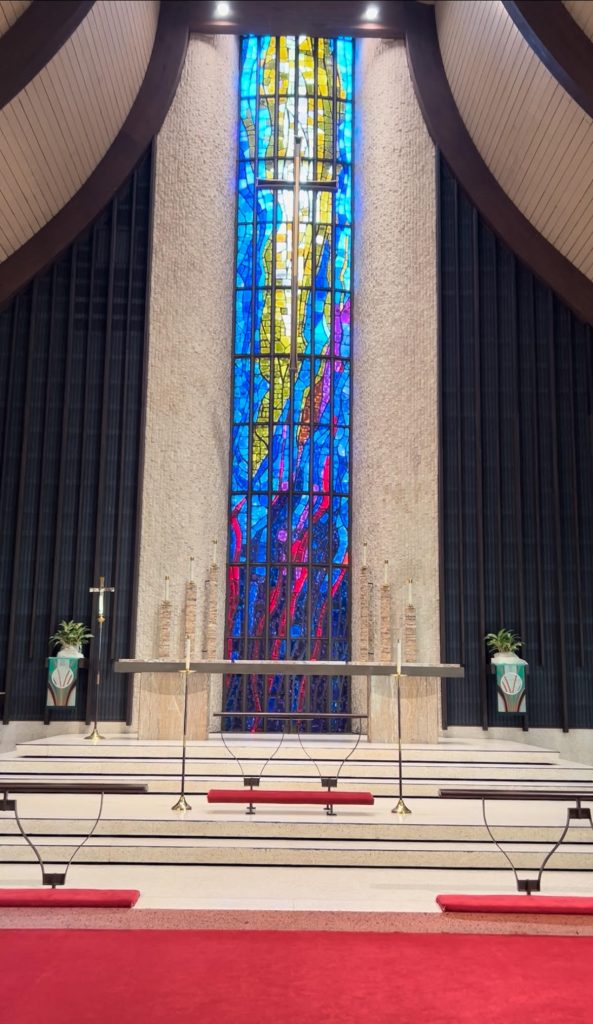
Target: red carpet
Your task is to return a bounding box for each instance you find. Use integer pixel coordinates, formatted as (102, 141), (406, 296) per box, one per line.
(0, 889), (139, 908)
(437, 894), (593, 915)
(1, 929), (592, 1023)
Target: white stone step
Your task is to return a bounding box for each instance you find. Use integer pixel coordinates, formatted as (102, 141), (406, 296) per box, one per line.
(0, 816), (590, 844)
(13, 735), (562, 764)
(0, 757), (589, 782)
(1, 733), (589, 873)
(1, 771), (592, 797)
(0, 840), (588, 869)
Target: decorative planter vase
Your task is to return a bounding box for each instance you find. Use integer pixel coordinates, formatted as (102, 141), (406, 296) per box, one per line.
(492, 653), (527, 713)
(47, 657), (79, 708)
(57, 645), (83, 659)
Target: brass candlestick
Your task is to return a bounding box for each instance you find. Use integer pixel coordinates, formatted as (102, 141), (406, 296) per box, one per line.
(172, 645), (192, 812)
(392, 669), (411, 816)
(85, 576), (114, 742)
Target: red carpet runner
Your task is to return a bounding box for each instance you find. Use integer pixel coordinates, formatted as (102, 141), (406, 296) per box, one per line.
(1, 929), (591, 1023)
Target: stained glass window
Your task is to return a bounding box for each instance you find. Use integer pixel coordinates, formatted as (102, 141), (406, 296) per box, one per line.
(225, 36), (353, 732)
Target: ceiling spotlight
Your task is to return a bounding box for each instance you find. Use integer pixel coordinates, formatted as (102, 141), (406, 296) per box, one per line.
(363, 3), (380, 19)
(214, 1), (231, 17)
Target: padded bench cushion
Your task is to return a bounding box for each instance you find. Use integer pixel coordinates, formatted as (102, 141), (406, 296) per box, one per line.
(207, 789), (374, 805)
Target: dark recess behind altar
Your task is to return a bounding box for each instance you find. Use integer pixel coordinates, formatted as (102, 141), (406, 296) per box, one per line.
(0, 149), (152, 722)
(439, 155), (593, 731)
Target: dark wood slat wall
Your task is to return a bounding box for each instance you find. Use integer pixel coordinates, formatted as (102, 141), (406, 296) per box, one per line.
(439, 155), (593, 730)
(0, 150), (152, 723)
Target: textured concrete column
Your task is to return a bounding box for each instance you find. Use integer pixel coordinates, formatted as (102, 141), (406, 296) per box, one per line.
(133, 35), (238, 739)
(353, 39), (440, 742)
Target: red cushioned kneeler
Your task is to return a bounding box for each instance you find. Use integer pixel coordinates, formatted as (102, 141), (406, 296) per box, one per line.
(437, 894), (593, 915)
(207, 789), (374, 805)
(0, 888), (140, 908)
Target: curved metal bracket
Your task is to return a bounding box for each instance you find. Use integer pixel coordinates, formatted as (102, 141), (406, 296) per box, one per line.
(13, 792), (105, 888)
(480, 797), (589, 893)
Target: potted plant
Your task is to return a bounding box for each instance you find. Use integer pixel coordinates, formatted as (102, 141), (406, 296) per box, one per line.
(485, 629), (527, 714)
(49, 620), (93, 659)
(485, 629), (522, 663)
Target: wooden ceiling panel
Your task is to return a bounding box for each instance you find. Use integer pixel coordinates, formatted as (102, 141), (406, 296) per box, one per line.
(0, 1), (30, 37)
(563, 1), (593, 42)
(437, 0), (593, 282)
(0, 0), (159, 263)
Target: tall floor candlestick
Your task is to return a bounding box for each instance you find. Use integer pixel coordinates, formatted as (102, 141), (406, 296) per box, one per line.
(85, 576), (115, 742)
(392, 641), (411, 815)
(172, 637), (192, 812)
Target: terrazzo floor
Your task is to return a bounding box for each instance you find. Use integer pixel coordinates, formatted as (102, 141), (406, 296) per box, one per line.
(0, 861), (592, 932)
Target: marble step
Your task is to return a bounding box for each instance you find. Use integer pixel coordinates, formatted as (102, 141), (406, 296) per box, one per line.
(0, 756), (589, 782)
(1, 772), (592, 798)
(0, 840), (588, 869)
(0, 817), (591, 844)
(14, 737), (562, 765)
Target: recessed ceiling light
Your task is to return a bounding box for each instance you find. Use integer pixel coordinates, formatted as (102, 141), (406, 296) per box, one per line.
(214, 1), (231, 17)
(363, 3), (380, 20)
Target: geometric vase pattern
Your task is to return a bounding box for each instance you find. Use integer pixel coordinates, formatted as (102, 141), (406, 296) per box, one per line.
(495, 661), (526, 713)
(46, 657), (78, 708)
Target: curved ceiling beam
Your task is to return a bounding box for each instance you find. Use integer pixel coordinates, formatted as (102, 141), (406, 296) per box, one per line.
(0, 0), (95, 112)
(186, 0), (406, 38)
(405, 3), (593, 327)
(0, 1), (189, 311)
(503, 0), (593, 122)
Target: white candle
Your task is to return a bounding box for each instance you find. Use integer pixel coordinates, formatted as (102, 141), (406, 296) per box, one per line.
(184, 636), (191, 671)
(212, 538), (218, 566)
(384, 560), (389, 585)
(362, 542), (367, 568)
(164, 576), (170, 602)
(408, 578), (413, 605)
(396, 639), (401, 676)
(189, 557), (194, 583)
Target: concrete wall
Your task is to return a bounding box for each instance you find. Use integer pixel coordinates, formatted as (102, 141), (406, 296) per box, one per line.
(133, 34), (238, 734)
(353, 39), (440, 739)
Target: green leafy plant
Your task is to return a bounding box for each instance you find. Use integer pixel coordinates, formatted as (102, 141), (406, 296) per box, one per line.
(485, 629), (522, 656)
(49, 620), (93, 651)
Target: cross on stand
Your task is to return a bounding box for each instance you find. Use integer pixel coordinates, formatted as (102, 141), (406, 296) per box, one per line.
(86, 576), (115, 742)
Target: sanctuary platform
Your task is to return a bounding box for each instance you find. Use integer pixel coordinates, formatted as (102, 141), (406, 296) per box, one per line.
(0, 734), (591, 875)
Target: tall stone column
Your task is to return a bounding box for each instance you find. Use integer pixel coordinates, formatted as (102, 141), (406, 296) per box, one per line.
(133, 35), (238, 739)
(353, 39), (440, 743)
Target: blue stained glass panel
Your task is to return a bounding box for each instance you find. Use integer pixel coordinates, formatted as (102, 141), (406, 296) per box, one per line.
(227, 565), (245, 636)
(290, 565), (309, 636)
(310, 568), (329, 637)
(331, 569), (349, 638)
(235, 291), (253, 354)
(334, 360), (350, 421)
(333, 426), (350, 493)
(237, 163), (255, 223)
(232, 426), (250, 490)
(334, 225), (351, 290)
(241, 36), (258, 97)
(250, 494), (269, 563)
(311, 497), (330, 564)
(233, 360), (251, 421)
(230, 496), (248, 563)
(335, 165), (352, 225)
(332, 497), (348, 564)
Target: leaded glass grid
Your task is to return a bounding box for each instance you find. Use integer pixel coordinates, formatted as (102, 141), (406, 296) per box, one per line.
(224, 36), (353, 733)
